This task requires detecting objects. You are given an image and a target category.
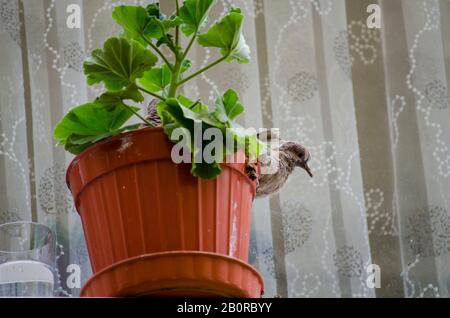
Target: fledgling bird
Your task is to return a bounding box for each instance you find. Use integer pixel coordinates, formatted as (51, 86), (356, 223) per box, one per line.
(250, 130), (312, 198)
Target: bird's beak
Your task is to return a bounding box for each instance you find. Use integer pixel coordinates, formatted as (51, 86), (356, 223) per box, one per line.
(299, 161), (313, 178)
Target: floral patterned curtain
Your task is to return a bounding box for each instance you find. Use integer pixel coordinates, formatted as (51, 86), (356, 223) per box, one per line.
(1, 0), (450, 297)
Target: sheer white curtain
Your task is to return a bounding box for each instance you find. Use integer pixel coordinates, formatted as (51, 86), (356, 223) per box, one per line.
(1, 0), (450, 297)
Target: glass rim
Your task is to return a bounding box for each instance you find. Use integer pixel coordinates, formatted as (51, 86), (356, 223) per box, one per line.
(0, 221), (55, 254)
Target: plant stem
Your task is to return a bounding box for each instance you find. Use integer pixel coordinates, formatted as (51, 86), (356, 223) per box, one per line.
(123, 104), (154, 127)
(175, 0), (180, 47)
(168, 30), (198, 97)
(142, 35), (173, 71)
(168, 57), (183, 98)
(181, 31), (197, 62)
(137, 85), (166, 101)
(177, 55), (229, 87)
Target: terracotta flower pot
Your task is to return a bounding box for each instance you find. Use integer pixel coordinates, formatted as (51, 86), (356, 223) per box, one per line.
(66, 127), (264, 297)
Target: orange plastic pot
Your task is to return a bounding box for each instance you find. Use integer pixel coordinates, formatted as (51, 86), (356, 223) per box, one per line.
(66, 127), (263, 297)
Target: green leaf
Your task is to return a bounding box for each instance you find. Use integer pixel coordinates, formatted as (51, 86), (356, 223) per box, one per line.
(54, 84), (144, 154)
(177, 95), (224, 127)
(112, 5), (161, 41)
(146, 3), (182, 27)
(155, 95), (265, 178)
(177, 59), (193, 81)
(181, 59), (193, 73)
(139, 59), (193, 94)
(157, 98), (223, 179)
(145, 3), (161, 18)
(214, 89), (244, 123)
(198, 8), (250, 64)
(213, 89), (265, 159)
(139, 64), (172, 93)
(191, 161), (222, 179)
(65, 136), (95, 155)
(95, 84), (144, 108)
(83, 37), (157, 91)
(145, 3), (183, 39)
(179, 0), (217, 36)
(113, 4), (183, 48)
(64, 124), (139, 155)
(157, 98), (196, 128)
(155, 33), (174, 48)
(161, 16), (183, 30)
(53, 102), (138, 155)
(178, 95), (208, 112)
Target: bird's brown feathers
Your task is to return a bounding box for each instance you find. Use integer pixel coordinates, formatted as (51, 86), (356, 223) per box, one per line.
(252, 132), (312, 198)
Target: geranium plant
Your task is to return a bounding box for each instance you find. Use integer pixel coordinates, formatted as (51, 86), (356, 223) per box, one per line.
(54, 0), (265, 179)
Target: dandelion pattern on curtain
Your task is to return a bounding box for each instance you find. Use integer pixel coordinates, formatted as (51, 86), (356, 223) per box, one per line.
(1, 0), (450, 297)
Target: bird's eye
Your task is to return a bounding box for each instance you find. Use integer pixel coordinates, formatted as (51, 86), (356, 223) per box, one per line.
(303, 150), (310, 162)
